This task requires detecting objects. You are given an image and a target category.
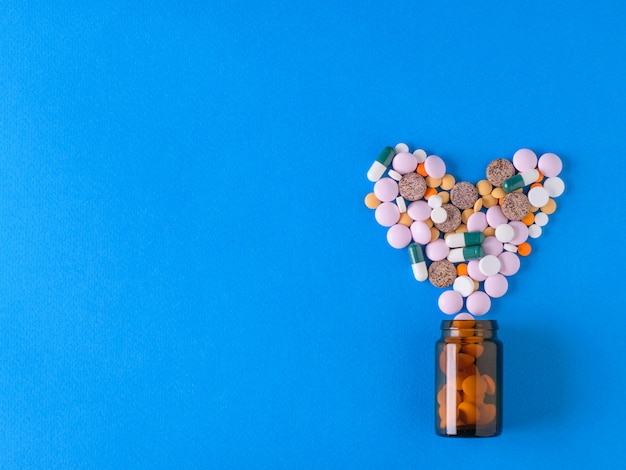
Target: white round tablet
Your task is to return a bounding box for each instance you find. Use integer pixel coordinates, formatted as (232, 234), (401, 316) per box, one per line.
(453, 275), (475, 297)
(478, 254), (501, 277)
(495, 223), (514, 243)
(395, 143), (409, 153)
(413, 149), (427, 163)
(428, 195), (443, 209)
(544, 177), (565, 198)
(528, 224), (542, 238)
(431, 206), (447, 224)
(528, 186), (550, 208)
(534, 212), (549, 227)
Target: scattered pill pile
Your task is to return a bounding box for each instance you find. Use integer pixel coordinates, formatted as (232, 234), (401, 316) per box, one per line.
(436, 320), (499, 435)
(364, 144), (565, 318)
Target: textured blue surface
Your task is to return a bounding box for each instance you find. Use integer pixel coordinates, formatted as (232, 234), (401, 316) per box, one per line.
(1, 1), (625, 468)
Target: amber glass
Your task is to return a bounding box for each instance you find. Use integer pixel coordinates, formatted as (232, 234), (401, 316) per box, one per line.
(435, 320), (502, 437)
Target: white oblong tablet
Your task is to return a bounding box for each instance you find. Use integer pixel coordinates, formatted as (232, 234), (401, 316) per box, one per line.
(431, 206), (447, 224)
(495, 223), (514, 243)
(388, 169), (403, 181)
(503, 243), (518, 253)
(528, 224), (542, 238)
(478, 254), (501, 277)
(534, 212), (549, 227)
(453, 275), (475, 297)
(544, 177), (565, 197)
(528, 186), (550, 208)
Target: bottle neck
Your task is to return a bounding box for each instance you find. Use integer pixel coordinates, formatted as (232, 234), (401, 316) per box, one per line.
(440, 320), (498, 340)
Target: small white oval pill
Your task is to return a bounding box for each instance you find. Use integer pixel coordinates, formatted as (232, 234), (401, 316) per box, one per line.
(396, 196), (407, 213)
(431, 206), (447, 224)
(413, 149), (427, 163)
(528, 224), (542, 238)
(495, 223), (514, 243)
(428, 195), (443, 209)
(503, 243), (518, 253)
(453, 275), (475, 297)
(528, 186), (550, 208)
(478, 254), (501, 277)
(543, 177), (565, 197)
(388, 169), (403, 181)
(395, 143), (409, 153)
(534, 212), (549, 227)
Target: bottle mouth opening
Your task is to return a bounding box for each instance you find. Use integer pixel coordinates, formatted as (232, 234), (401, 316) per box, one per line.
(440, 320), (498, 330)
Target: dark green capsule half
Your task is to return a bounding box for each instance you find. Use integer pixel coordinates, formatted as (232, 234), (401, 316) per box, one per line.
(408, 243), (425, 264)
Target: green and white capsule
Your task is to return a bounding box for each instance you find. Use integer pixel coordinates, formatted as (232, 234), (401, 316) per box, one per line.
(445, 231), (485, 248)
(367, 147), (395, 182)
(408, 243), (428, 282)
(502, 169), (539, 193)
(447, 245), (485, 263)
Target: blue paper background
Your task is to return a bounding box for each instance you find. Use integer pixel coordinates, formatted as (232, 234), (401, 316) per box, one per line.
(1, 1), (625, 468)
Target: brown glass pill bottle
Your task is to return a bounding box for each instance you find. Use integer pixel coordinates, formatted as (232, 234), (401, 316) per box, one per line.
(435, 320), (502, 437)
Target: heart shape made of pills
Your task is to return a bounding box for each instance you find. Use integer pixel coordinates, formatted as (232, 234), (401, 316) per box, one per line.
(364, 144), (565, 318)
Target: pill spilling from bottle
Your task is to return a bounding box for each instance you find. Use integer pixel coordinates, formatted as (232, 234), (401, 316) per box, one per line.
(365, 145), (565, 318)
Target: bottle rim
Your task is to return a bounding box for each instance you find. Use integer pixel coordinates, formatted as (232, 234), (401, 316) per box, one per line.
(440, 319), (498, 330)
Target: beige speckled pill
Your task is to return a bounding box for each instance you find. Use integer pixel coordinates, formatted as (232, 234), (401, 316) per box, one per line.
(481, 194), (498, 208)
(434, 204), (462, 233)
(364, 192), (381, 209)
(438, 191), (450, 204)
(450, 182), (479, 210)
(486, 158), (516, 186)
(476, 179), (493, 196)
(428, 260), (457, 288)
(399, 173), (427, 201)
(441, 174), (456, 191)
(541, 198), (557, 214)
(501, 192), (531, 221)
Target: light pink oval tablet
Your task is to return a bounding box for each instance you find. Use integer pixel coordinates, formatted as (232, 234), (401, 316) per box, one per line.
(407, 200), (431, 221)
(498, 252), (520, 276)
(467, 212), (488, 232)
(424, 155), (446, 178)
(375, 202), (400, 227)
(373, 177), (399, 202)
(410, 221), (431, 245)
(386, 224), (412, 249)
(392, 152), (418, 174)
(508, 221), (529, 245)
(538, 152), (562, 177)
(466, 291), (491, 316)
(454, 312), (475, 320)
(438, 290), (464, 315)
(425, 239), (450, 261)
(482, 236), (504, 256)
(467, 259), (487, 282)
(484, 274), (508, 298)
(512, 148), (538, 172)
(486, 206), (508, 228)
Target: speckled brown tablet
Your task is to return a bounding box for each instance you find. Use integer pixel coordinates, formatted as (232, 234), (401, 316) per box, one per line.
(428, 260), (457, 288)
(398, 172), (426, 201)
(501, 192), (530, 221)
(434, 203), (462, 233)
(486, 159), (515, 187)
(450, 182), (478, 210)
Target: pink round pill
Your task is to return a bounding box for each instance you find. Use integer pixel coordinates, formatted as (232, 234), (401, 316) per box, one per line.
(375, 202), (400, 227)
(467, 259), (487, 282)
(373, 177), (399, 202)
(508, 220), (529, 245)
(386, 224), (412, 249)
(538, 152), (562, 177)
(482, 236), (504, 256)
(498, 251), (520, 276)
(467, 212), (488, 232)
(425, 239), (450, 261)
(424, 155), (446, 178)
(486, 206), (508, 228)
(512, 148), (538, 172)
(407, 200), (431, 221)
(410, 221), (431, 245)
(392, 152), (418, 174)
(466, 291), (491, 316)
(484, 274), (508, 298)
(438, 290), (464, 315)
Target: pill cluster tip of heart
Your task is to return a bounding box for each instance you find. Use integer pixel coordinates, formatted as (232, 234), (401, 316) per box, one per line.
(365, 144), (565, 318)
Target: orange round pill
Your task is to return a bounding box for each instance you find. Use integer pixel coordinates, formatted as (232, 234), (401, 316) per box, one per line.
(398, 212), (413, 227)
(457, 353), (475, 368)
(456, 263), (468, 276)
(462, 375), (487, 397)
(477, 403), (496, 425)
(462, 343), (484, 357)
(482, 374), (496, 395)
(521, 212), (535, 226)
(424, 187), (438, 199)
(416, 162), (428, 176)
(458, 401), (479, 425)
(517, 242), (532, 256)
(364, 192), (381, 209)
